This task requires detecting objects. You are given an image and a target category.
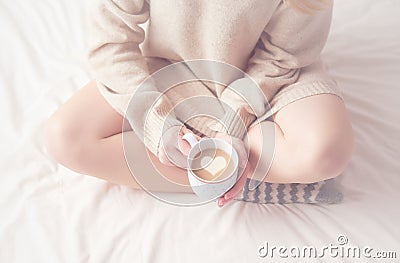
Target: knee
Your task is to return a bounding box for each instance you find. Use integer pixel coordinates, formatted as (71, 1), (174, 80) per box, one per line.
(299, 129), (354, 183)
(44, 113), (84, 166)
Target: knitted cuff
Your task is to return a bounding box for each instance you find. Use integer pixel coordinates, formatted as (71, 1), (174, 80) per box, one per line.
(143, 97), (182, 156)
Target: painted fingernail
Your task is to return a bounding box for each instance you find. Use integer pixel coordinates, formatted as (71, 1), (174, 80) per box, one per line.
(224, 194), (229, 200)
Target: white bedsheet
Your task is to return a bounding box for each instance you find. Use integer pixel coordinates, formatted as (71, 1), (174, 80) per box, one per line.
(1, 0), (399, 262)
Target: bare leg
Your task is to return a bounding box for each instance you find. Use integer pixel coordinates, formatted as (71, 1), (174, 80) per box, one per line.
(245, 94), (354, 184)
(45, 81), (353, 191)
(45, 80), (192, 192)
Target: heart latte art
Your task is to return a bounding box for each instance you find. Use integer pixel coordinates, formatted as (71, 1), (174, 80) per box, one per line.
(191, 148), (235, 181)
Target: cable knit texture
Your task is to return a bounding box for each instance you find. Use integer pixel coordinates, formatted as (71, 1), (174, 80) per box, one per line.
(87, 0), (342, 155)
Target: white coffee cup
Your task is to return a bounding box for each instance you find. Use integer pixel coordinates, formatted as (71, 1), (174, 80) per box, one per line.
(182, 133), (239, 200)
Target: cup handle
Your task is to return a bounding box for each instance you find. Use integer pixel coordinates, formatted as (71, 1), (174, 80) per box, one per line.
(182, 133), (198, 148)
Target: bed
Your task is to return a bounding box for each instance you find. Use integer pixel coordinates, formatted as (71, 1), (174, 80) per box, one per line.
(1, 0), (399, 262)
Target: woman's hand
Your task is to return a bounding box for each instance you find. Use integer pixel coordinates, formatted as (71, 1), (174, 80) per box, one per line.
(158, 125), (201, 168)
(215, 132), (252, 207)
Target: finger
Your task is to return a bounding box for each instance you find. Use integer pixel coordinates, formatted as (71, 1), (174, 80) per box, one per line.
(160, 137), (188, 168)
(178, 129), (201, 156)
(180, 126), (191, 134)
(218, 197), (225, 207)
(158, 148), (174, 166)
(223, 184), (244, 201)
(178, 136), (192, 156)
(218, 197), (224, 207)
(167, 147), (188, 168)
(218, 163), (250, 207)
(218, 195), (236, 207)
(181, 126), (202, 140)
(224, 164), (250, 200)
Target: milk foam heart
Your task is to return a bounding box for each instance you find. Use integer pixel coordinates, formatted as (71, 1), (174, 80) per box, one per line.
(200, 155), (227, 176)
(183, 134), (239, 198)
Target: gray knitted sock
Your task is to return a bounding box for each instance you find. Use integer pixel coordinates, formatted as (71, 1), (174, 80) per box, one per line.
(234, 178), (343, 204)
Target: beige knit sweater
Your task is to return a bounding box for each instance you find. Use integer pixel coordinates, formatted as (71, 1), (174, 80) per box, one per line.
(87, 0), (335, 156)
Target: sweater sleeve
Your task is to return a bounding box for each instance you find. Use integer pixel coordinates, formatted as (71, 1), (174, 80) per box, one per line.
(87, 0), (182, 156)
(217, 0), (334, 139)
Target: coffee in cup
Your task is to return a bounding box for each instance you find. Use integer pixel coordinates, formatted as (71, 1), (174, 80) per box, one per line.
(191, 148), (235, 182)
(182, 133), (239, 200)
